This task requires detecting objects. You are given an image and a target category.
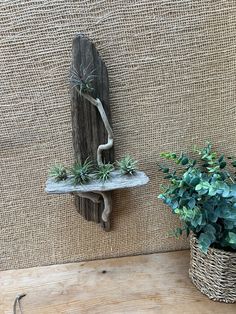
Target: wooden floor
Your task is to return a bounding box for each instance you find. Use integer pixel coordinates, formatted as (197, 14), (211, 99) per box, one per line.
(1, 251), (235, 314)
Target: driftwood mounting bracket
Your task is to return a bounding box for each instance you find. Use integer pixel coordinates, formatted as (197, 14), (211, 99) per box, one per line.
(45, 34), (149, 231)
(70, 33), (115, 231)
(46, 171), (149, 230)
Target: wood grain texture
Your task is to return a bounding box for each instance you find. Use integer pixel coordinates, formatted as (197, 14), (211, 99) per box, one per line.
(70, 34), (114, 224)
(1, 251), (235, 314)
(45, 171), (149, 194)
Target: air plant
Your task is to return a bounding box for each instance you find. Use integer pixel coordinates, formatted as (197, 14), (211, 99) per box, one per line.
(96, 163), (114, 182)
(70, 158), (93, 185)
(70, 63), (95, 94)
(49, 164), (68, 182)
(117, 155), (138, 175)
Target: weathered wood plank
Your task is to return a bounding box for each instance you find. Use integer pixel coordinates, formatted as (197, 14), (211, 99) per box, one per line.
(70, 34), (114, 225)
(45, 171), (149, 194)
(1, 251), (235, 314)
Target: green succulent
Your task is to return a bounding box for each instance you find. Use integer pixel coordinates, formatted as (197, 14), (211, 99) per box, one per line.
(158, 142), (236, 254)
(117, 155), (138, 175)
(96, 163), (114, 182)
(70, 158), (93, 185)
(70, 64), (95, 94)
(49, 164), (68, 182)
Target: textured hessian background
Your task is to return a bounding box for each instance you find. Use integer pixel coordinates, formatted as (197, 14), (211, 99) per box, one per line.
(1, 0), (236, 270)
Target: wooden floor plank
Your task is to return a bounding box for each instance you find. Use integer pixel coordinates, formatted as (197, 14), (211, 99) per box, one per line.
(0, 251), (235, 314)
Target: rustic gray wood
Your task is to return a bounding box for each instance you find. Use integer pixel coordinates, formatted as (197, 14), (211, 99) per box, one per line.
(45, 171), (149, 194)
(46, 171), (149, 230)
(70, 34), (114, 228)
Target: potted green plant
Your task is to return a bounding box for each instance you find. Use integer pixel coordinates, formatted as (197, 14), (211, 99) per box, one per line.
(158, 142), (236, 303)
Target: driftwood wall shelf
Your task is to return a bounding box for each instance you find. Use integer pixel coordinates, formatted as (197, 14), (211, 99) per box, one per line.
(45, 34), (149, 231)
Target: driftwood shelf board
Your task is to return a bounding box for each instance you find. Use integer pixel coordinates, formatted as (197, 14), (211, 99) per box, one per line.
(45, 171), (149, 194)
(46, 171), (149, 223)
(45, 34), (149, 231)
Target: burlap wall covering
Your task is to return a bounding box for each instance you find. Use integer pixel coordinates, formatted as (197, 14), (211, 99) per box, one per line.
(1, 1), (236, 270)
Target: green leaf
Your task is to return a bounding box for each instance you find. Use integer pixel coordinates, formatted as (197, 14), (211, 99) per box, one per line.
(229, 184), (236, 197)
(224, 220), (235, 230)
(173, 227), (183, 238)
(207, 166), (220, 173)
(158, 194), (165, 200)
(208, 210), (219, 223)
(195, 183), (202, 191)
(192, 159), (197, 166)
(223, 209), (236, 221)
(160, 152), (177, 160)
(181, 157), (188, 165)
(195, 181), (210, 192)
(190, 177), (200, 186)
(222, 184), (230, 197)
(219, 161), (226, 169)
(218, 155), (224, 163)
(178, 188), (185, 197)
(188, 198), (196, 209)
(164, 174), (172, 179)
(204, 224), (216, 238)
(163, 168), (169, 173)
(208, 186), (217, 196)
(228, 232), (236, 244)
(198, 233), (212, 254)
(191, 212), (202, 227)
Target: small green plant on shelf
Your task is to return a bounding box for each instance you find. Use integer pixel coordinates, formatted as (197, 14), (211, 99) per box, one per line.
(48, 155), (139, 184)
(70, 158), (93, 185)
(49, 164), (68, 182)
(96, 163), (114, 182)
(158, 142), (236, 253)
(117, 155), (138, 175)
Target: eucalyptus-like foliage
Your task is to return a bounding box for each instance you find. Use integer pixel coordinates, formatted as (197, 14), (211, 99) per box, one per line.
(158, 142), (236, 253)
(49, 164), (68, 182)
(96, 163), (114, 182)
(117, 155), (138, 175)
(70, 158), (93, 185)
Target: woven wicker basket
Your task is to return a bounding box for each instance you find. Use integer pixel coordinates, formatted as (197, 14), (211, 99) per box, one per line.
(189, 234), (236, 303)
